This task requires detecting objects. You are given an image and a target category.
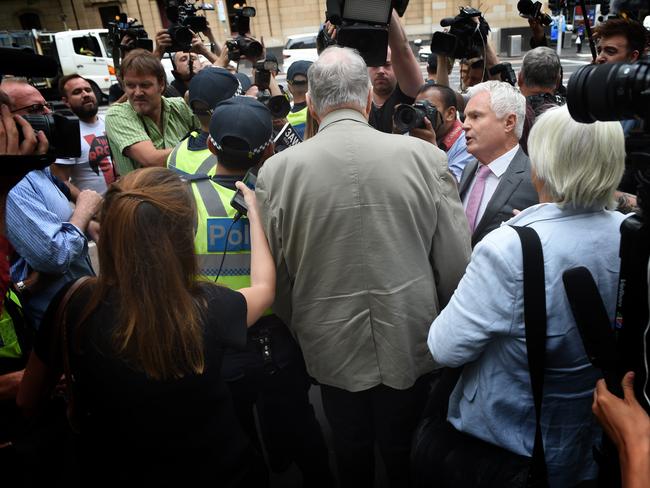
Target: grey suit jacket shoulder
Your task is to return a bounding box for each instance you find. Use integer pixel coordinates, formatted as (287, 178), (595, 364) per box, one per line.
(458, 147), (538, 247)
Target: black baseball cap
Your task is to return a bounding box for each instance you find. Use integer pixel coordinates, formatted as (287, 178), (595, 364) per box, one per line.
(188, 67), (241, 114)
(234, 72), (252, 93)
(208, 96), (273, 160)
(287, 60), (312, 82)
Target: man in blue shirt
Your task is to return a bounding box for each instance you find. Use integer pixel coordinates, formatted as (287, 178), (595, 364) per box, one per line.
(409, 83), (473, 182)
(5, 168), (100, 328)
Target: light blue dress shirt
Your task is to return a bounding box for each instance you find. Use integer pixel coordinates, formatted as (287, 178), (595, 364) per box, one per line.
(6, 168), (94, 328)
(428, 203), (627, 487)
(446, 130), (474, 182)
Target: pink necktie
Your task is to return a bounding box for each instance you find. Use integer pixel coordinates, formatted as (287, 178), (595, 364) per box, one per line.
(465, 164), (491, 231)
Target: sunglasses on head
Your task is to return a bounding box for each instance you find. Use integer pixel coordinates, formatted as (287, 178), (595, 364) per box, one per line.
(11, 102), (53, 114)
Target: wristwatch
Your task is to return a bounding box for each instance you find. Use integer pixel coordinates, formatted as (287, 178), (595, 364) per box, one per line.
(15, 281), (27, 293)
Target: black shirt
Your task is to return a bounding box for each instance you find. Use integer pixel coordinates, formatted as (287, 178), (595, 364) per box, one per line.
(369, 84), (414, 133)
(34, 282), (257, 486)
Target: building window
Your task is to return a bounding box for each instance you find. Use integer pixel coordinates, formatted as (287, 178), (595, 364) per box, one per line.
(19, 12), (42, 30)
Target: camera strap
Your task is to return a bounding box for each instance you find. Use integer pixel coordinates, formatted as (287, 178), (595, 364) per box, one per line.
(510, 225), (549, 488)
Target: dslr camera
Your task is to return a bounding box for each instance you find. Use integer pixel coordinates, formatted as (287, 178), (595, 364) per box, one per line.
(225, 6), (263, 62)
(431, 7), (490, 59)
(325, 0), (410, 66)
(393, 100), (442, 133)
(516, 0), (552, 26)
(257, 94), (291, 119)
(165, 0), (214, 52)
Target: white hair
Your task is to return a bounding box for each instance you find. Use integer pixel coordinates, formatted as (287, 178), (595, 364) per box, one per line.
(467, 80), (526, 138)
(307, 46), (371, 116)
(528, 105), (625, 209)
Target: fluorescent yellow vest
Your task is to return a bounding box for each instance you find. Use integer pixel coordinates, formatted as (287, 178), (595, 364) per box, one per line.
(167, 131), (218, 177)
(286, 106), (308, 130)
(0, 291), (23, 360)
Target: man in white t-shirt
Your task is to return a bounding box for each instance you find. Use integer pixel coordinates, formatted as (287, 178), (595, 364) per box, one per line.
(52, 75), (115, 195)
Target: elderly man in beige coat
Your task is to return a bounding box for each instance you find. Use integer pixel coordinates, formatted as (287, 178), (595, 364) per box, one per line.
(256, 46), (471, 488)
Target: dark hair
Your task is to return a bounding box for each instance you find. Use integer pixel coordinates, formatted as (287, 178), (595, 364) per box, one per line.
(81, 167), (205, 381)
(594, 18), (650, 56)
(120, 49), (166, 85)
(417, 83), (457, 110)
(0, 89), (9, 105)
(214, 136), (263, 171)
(58, 74), (86, 97)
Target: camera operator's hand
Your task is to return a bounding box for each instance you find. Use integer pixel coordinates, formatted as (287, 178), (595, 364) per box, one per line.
(120, 33), (135, 49)
(0, 105), (48, 156)
(528, 18), (546, 46)
(593, 372), (650, 488)
(409, 117), (438, 147)
(153, 30), (173, 59)
(324, 21), (337, 41)
(214, 43), (231, 68)
(191, 34), (218, 63)
(201, 21), (221, 56)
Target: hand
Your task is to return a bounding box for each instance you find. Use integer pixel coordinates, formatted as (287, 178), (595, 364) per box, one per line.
(190, 34), (209, 55)
(87, 220), (100, 242)
(120, 34), (135, 48)
(0, 104), (48, 156)
(409, 117), (438, 146)
(235, 180), (259, 218)
(154, 30), (172, 58)
(215, 43), (231, 68)
(528, 18), (545, 42)
(593, 372), (650, 451)
(0, 370), (24, 401)
(75, 189), (102, 219)
(325, 21), (337, 41)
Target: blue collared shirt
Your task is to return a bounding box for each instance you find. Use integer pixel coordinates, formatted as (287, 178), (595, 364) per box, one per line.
(6, 168), (94, 328)
(428, 203), (627, 487)
(446, 131), (474, 182)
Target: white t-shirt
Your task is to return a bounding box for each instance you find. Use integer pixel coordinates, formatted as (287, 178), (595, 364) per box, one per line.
(55, 116), (115, 194)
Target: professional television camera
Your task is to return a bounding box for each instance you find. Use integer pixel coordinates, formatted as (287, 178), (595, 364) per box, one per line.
(516, 0), (552, 26)
(257, 93), (290, 119)
(393, 100), (442, 133)
(489, 62), (517, 86)
(107, 14), (153, 69)
(253, 59), (278, 91)
(224, 5), (263, 62)
(430, 7), (490, 60)
(166, 0), (214, 52)
(0, 47), (81, 176)
(325, 0), (410, 66)
(566, 58), (650, 485)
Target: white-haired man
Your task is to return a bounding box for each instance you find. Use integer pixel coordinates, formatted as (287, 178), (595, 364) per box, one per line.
(256, 46), (471, 487)
(458, 80), (539, 247)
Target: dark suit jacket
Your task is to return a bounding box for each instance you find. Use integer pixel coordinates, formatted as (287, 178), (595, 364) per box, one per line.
(459, 147), (539, 247)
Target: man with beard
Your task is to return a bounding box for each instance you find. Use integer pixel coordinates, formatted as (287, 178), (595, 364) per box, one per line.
(368, 10), (422, 133)
(52, 75), (115, 195)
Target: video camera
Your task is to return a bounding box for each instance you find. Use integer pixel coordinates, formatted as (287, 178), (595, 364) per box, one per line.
(325, 0), (410, 67)
(107, 14), (153, 69)
(254, 59), (279, 91)
(431, 7), (490, 60)
(257, 94), (290, 119)
(516, 0), (552, 26)
(393, 100), (442, 133)
(165, 0), (214, 52)
(0, 48), (81, 175)
(225, 6), (263, 62)
(489, 62), (517, 86)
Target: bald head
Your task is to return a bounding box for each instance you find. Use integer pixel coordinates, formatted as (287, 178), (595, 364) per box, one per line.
(1, 80), (51, 115)
(307, 46), (371, 117)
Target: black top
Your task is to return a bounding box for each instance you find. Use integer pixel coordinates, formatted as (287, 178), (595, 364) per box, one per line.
(291, 101), (307, 113)
(369, 84), (414, 133)
(34, 282), (255, 486)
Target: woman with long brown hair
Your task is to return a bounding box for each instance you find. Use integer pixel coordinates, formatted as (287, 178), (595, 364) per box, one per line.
(17, 167), (275, 486)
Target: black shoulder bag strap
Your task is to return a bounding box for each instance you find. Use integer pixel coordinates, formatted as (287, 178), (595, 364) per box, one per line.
(511, 225), (549, 488)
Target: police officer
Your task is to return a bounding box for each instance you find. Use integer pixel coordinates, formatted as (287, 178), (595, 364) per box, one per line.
(286, 60), (312, 139)
(191, 95), (334, 487)
(166, 67), (242, 176)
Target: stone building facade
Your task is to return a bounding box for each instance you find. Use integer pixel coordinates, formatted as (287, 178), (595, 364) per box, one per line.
(0, 0), (528, 47)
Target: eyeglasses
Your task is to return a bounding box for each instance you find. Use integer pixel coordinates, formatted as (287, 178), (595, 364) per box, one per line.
(11, 102), (53, 114)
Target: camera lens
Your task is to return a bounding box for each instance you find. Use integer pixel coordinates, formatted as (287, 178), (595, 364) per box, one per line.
(394, 105), (424, 133)
(266, 95), (291, 119)
(567, 61), (650, 123)
(20, 113), (81, 158)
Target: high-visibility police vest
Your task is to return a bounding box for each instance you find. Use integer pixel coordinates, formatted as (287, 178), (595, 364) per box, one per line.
(287, 106), (308, 139)
(167, 131), (218, 177)
(0, 291), (27, 371)
(190, 175), (252, 292)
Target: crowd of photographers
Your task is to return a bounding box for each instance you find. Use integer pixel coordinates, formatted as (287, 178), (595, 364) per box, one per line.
(1, 3), (650, 487)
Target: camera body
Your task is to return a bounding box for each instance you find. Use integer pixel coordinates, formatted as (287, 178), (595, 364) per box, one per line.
(254, 59), (279, 91)
(516, 0), (552, 26)
(256, 94), (291, 119)
(166, 0), (211, 52)
(226, 36), (264, 62)
(20, 111), (81, 160)
(431, 7), (490, 59)
(393, 99), (441, 133)
(325, 0), (410, 67)
(107, 14), (153, 67)
(489, 62), (517, 86)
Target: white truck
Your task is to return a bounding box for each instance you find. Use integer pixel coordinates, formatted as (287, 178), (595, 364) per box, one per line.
(0, 29), (117, 102)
